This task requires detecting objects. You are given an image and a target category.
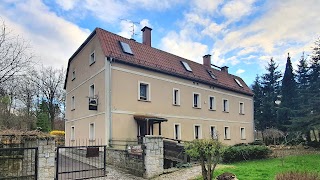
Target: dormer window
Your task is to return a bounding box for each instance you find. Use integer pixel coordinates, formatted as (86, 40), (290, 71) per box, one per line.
(207, 70), (216, 79)
(235, 78), (243, 87)
(181, 61), (192, 72)
(119, 41), (133, 55)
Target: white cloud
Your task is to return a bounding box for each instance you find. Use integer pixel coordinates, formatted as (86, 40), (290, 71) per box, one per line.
(128, 0), (183, 10)
(56, 0), (79, 11)
(192, 0), (223, 14)
(160, 31), (208, 63)
(236, 69), (245, 75)
(0, 0), (90, 69)
(221, 0), (256, 22)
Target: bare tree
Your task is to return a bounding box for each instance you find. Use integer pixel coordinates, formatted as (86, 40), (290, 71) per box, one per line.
(32, 67), (65, 129)
(0, 20), (33, 85)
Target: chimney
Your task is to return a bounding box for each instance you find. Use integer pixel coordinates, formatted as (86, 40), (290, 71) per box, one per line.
(141, 26), (152, 46)
(203, 54), (211, 67)
(221, 66), (229, 73)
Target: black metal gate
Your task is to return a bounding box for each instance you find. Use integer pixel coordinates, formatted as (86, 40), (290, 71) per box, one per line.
(55, 145), (107, 180)
(0, 147), (38, 180)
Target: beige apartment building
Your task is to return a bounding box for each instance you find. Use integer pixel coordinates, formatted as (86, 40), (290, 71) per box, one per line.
(64, 26), (254, 146)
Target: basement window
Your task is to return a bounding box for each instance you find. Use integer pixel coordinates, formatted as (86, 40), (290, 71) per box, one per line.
(181, 61), (192, 72)
(119, 41), (133, 55)
(235, 78), (243, 87)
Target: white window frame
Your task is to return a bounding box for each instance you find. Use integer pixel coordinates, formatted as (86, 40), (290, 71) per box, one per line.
(239, 102), (245, 115)
(173, 123), (181, 140)
(222, 99), (229, 112)
(89, 123), (95, 140)
(138, 81), (151, 101)
(193, 124), (202, 139)
(208, 96), (216, 110)
(71, 96), (75, 110)
(240, 127), (246, 140)
(71, 126), (75, 141)
(89, 84), (95, 98)
(89, 51), (96, 65)
(172, 88), (180, 106)
(72, 69), (76, 80)
(193, 92), (201, 108)
(224, 126), (231, 140)
(210, 126), (218, 139)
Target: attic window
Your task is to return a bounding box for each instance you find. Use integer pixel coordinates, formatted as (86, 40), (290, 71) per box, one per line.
(235, 78), (243, 87)
(207, 70), (216, 79)
(119, 41), (133, 55)
(181, 61), (192, 72)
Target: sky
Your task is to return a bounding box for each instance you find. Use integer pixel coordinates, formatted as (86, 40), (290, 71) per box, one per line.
(1, 0), (319, 85)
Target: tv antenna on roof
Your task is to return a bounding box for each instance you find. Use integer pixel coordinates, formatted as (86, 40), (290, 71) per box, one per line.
(120, 19), (140, 39)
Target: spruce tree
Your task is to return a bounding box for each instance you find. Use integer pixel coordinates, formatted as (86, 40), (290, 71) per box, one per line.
(252, 75), (264, 131)
(260, 58), (282, 129)
(278, 53), (297, 131)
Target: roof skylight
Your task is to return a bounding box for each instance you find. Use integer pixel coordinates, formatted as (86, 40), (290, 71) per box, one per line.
(181, 61), (192, 72)
(119, 41), (133, 55)
(234, 78), (243, 87)
(207, 70), (216, 79)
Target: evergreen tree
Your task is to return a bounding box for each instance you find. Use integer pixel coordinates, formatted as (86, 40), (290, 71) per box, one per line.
(278, 53), (297, 131)
(252, 75), (264, 131)
(36, 100), (51, 132)
(260, 58), (282, 129)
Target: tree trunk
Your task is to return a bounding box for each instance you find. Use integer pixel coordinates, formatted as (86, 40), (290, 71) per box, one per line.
(200, 156), (208, 180)
(312, 129), (318, 142)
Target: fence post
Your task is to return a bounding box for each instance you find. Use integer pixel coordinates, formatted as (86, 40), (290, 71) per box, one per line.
(143, 135), (164, 179)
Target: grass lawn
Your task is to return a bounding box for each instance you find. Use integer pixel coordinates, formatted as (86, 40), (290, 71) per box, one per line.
(212, 154), (320, 180)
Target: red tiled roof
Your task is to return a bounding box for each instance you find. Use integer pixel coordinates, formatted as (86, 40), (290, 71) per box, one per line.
(65, 27), (253, 96)
(96, 28), (253, 96)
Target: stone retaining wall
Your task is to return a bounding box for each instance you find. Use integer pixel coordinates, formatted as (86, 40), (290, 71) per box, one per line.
(106, 148), (145, 177)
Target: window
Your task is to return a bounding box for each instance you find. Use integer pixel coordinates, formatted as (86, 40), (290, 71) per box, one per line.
(235, 78), (243, 87)
(193, 93), (201, 108)
(174, 124), (181, 140)
(89, 84), (95, 97)
(72, 69), (76, 80)
(89, 51), (95, 65)
(207, 70), (216, 79)
(138, 81), (150, 101)
(194, 125), (202, 139)
(71, 126), (75, 140)
(173, 88), (180, 105)
(181, 61), (192, 72)
(224, 126), (230, 140)
(239, 102), (245, 114)
(223, 99), (229, 112)
(119, 41), (133, 55)
(89, 123), (95, 140)
(210, 126), (217, 139)
(240, 127), (246, 140)
(209, 96), (216, 110)
(71, 96), (75, 110)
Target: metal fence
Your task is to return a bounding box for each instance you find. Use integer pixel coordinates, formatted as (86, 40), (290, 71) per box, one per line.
(0, 147), (38, 180)
(55, 145), (107, 180)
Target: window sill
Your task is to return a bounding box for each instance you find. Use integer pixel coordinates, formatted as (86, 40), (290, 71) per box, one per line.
(193, 107), (201, 109)
(138, 99), (151, 102)
(89, 139), (95, 142)
(239, 113), (245, 115)
(72, 78), (75, 81)
(89, 61), (96, 66)
(71, 109), (75, 111)
(223, 111), (229, 113)
(241, 138), (246, 140)
(224, 138), (231, 140)
(209, 109), (216, 111)
(173, 104), (180, 106)
(71, 139), (75, 142)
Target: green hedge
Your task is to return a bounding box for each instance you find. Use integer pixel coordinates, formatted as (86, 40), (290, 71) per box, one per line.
(222, 145), (272, 163)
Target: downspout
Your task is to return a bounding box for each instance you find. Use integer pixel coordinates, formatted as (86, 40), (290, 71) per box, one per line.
(105, 56), (113, 146)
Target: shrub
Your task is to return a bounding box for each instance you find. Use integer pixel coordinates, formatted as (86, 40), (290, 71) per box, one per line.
(248, 139), (264, 145)
(222, 145), (272, 163)
(50, 130), (65, 136)
(275, 171), (320, 180)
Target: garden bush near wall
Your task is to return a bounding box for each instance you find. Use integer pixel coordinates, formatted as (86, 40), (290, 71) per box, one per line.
(222, 145), (272, 163)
